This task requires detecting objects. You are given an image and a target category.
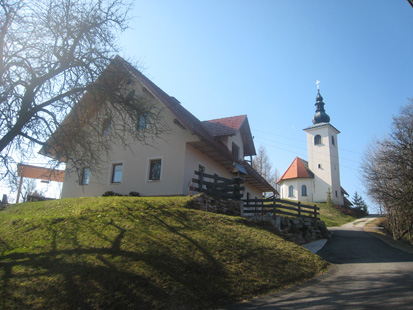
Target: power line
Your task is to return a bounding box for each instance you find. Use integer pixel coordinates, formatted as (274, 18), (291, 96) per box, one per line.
(254, 136), (361, 165)
(254, 128), (364, 155)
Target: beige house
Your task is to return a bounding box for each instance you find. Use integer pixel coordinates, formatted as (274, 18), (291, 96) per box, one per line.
(45, 56), (275, 199)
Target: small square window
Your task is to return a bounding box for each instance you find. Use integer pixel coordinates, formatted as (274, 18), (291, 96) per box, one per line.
(149, 159), (162, 181)
(80, 168), (90, 185)
(111, 164), (123, 183)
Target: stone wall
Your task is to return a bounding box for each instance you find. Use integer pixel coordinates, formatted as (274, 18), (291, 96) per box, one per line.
(247, 213), (331, 244)
(189, 193), (241, 216)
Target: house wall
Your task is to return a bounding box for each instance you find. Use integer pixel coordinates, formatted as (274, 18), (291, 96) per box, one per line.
(61, 79), (264, 199)
(62, 97), (195, 197)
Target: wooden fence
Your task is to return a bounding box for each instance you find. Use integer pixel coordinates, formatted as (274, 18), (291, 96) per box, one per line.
(242, 197), (319, 220)
(192, 171), (245, 200)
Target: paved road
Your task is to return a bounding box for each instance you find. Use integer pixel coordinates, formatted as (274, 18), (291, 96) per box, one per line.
(227, 217), (413, 310)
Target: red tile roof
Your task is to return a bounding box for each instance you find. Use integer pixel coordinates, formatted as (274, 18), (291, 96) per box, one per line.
(202, 115), (247, 137)
(277, 157), (314, 183)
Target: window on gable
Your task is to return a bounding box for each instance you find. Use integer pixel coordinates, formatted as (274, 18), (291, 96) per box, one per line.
(302, 185), (307, 196)
(137, 114), (148, 130)
(102, 118), (111, 136)
(314, 135), (321, 145)
(332, 136), (335, 146)
(80, 167), (90, 185)
(288, 185), (294, 197)
(111, 163), (123, 183)
(232, 142), (240, 159)
(149, 159), (162, 181)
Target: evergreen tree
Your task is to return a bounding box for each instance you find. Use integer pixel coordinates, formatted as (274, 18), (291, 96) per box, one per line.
(326, 188), (333, 208)
(352, 192), (369, 215)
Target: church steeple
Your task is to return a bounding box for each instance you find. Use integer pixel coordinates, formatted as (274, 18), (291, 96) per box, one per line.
(312, 90), (330, 124)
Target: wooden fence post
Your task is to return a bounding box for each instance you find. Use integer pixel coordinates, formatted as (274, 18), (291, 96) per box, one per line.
(314, 204), (318, 221)
(273, 195), (277, 218)
(232, 177), (241, 200)
(298, 201), (301, 217)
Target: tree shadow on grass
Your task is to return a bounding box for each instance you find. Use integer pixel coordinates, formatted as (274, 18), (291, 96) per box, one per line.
(0, 203), (235, 310)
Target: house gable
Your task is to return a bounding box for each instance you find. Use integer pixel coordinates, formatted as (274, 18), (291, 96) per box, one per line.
(202, 115), (256, 157)
(117, 56), (274, 193)
(43, 55), (277, 196)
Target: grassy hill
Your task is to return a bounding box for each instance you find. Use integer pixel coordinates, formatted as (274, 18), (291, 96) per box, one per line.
(0, 196), (328, 309)
(316, 202), (356, 227)
(274, 199), (356, 227)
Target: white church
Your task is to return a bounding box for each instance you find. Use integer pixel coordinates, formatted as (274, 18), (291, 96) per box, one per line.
(277, 89), (349, 206)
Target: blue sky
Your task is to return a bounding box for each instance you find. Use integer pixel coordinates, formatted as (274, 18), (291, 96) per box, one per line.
(116, 0), (413, 211)
(3, 1), (411, 208)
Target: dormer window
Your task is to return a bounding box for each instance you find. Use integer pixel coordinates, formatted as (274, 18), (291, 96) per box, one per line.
(232, 142), (239, 159)
(314, 134), (321, 145)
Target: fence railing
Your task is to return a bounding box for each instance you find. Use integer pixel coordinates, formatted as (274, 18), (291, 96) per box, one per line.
(242, 197), (319, 220)
(192, 170), (245, 200)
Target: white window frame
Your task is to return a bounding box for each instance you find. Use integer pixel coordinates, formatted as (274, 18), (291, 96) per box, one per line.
(109, 162), (124, 184)
(147, 157), (163, 182)
(80, 167), (91, 185)
(137, 114), (148, 131)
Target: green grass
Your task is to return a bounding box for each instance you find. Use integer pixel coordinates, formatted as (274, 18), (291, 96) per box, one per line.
(274, 200), (356, 227)
(315, 202), (356, 227)
(0, 196), (328, 309)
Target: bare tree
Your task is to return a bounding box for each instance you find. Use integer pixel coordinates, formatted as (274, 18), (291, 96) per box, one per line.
(252, 145), (279, 192)
(361, 100), (413, 243)
(0, 0), (165, 178)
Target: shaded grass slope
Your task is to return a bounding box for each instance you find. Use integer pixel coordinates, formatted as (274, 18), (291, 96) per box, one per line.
(0, 196), (328, 309)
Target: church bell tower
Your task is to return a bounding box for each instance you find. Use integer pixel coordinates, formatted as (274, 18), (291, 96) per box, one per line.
(304, 89), (343, 205)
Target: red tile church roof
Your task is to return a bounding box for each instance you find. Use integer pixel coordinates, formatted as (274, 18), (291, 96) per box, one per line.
(277, 157), (314, 183)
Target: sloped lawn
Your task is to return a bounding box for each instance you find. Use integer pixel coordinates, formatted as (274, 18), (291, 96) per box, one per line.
(0, 196), (328, 309)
